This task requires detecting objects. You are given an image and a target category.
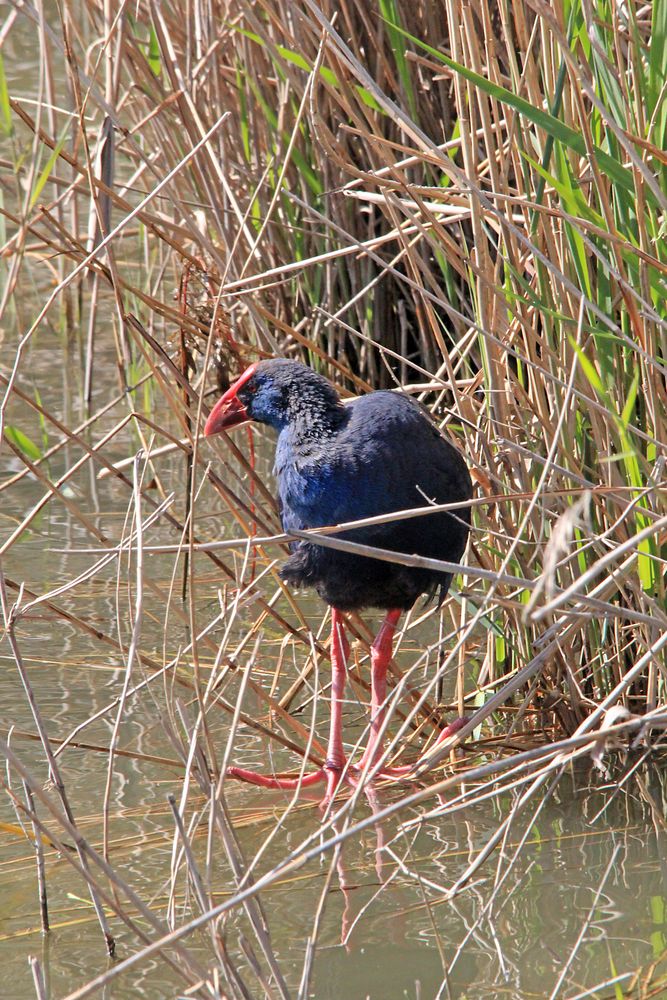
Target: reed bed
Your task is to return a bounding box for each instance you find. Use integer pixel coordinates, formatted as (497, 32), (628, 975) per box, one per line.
(0, 0), (666, 997)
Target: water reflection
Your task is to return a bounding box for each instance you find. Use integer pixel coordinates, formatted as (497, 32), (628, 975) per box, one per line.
(305, 764), (667, 999)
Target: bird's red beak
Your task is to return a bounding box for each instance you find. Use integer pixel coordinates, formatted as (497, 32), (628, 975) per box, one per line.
(204, 363), (258, 436)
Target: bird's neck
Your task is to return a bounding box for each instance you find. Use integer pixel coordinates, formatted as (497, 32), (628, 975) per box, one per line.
(272, 404), (345, 473)
(283, 394), (346, 445)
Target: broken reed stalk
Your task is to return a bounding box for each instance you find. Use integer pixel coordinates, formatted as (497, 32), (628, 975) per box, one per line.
(22, 780), (49, 935)
(28, 955), (48, 1000)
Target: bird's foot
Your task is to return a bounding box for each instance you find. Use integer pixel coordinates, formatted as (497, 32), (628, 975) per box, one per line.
(225, 765), (328, 791)
(225, 760), (354, 809)
(351, 716), (471, 783)
(225, 717), (470, 804)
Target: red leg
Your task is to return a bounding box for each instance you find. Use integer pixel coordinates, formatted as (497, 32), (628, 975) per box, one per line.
(354, 608), (402, 774)
(225, 604), (469, 799)
(225, 607), (351, 805)
(325, 607), (349, 771)
(354, 610), (469, 779)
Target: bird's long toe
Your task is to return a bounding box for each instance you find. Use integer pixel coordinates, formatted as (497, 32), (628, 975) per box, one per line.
(226, 765), (328, 790)
(225, 759), (359, 806)
(408, 715), (471, 776)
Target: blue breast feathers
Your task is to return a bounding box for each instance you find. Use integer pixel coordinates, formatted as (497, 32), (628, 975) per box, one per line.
(274, 390), (450, 536)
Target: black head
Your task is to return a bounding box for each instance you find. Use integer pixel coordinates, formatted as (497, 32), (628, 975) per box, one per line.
(204, 358), (344, 435)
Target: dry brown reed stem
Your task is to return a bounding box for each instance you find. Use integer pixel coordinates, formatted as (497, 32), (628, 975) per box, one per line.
(22, 779), (49, 934)
(28, 955), (48, 1000)
(167, 793), (209, 917)
(102, 456), (145, 877)
(0, 109), (231, 439)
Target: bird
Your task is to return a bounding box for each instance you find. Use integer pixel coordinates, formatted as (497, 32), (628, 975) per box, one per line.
(204, 357), (472, 802)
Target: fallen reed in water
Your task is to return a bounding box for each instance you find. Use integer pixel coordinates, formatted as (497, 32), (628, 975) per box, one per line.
(0, 0), (665, 997)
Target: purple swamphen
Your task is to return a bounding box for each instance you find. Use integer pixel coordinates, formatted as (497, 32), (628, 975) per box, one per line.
(204, 358), (472, 801)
